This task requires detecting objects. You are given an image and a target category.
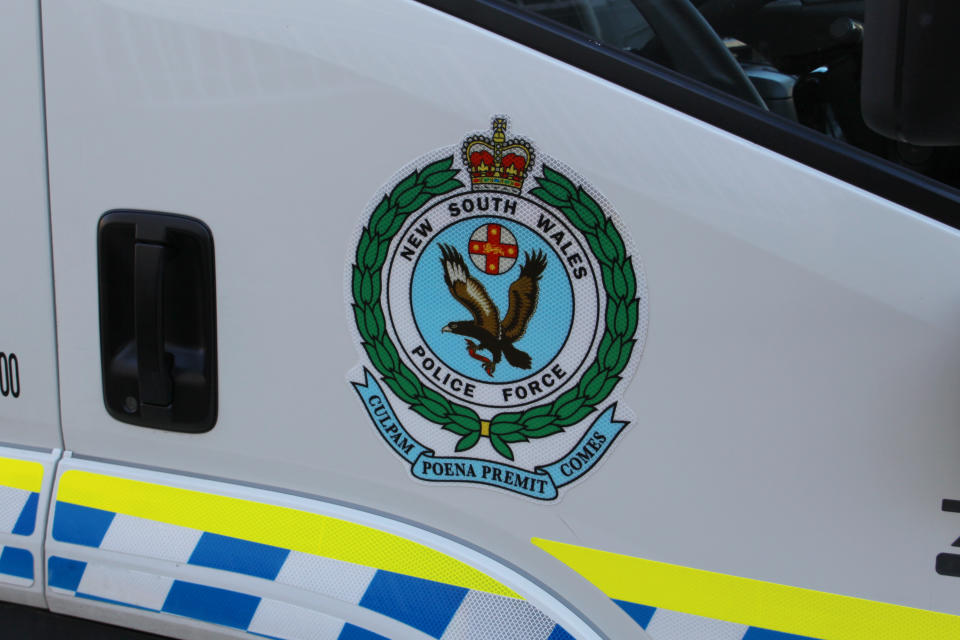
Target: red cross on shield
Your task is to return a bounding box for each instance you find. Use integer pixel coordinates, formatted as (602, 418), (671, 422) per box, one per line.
(468, 224), (518, 275)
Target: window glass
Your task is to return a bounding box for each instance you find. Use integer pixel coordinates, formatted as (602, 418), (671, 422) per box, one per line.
(501, 0), (960, 191)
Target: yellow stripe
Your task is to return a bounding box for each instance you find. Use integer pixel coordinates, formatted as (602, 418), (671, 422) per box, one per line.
(0, 457), (43, 493)
(57, 470), (516, 598)
(532, 537), (960, 640)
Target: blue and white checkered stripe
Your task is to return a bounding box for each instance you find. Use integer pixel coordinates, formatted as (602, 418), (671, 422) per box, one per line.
(49, 556), (387, 640)
(0, 477), (39, 586)
(0, 545), (33, 585)
(616, 600), (820, 640)
(51, 503), (572, 640)
(0, 484), (39, 537)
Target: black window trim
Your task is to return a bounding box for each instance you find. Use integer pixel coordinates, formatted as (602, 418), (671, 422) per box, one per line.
(416, 0), (960, 231)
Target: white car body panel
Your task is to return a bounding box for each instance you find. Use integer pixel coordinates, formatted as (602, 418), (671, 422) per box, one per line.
(0, 0), (62, 451)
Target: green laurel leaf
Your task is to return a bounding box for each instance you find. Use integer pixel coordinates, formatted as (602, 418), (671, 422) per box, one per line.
(489, 434), (515, 460)
(528, 187), (567, 209)
(420, 156), (454, 178)
(397, 186), (426, 210)
(424, 179), (464, 196)
(585, 376), (620, 405)
(352, 266), (364, 304)
(542, 166), (576, 191)
(523, 414), (558, 430)
(419, 395), (450, 419)
(623, 258), (637, 297)
(520, 424), (563, 439)
(556, 396), (587, 420)
(611, 265), (628, 298)
(364, 305), (385, 337)
(447, 413), (481, 432)
(490, 411), (522, 425)
(362, 342), (383, 370)
(614, 339), (635, 374)
(411, 403), (446, 423)
(397, 364), (422, 390)
(614, 301), (629, 336)
(594, 233), (619, 264)
(490, 421), (525, 435)
(361, 269), (378, 304)
(602, 337), (625, 371)
(389, 171), (418, 206)
(374, 340), (399, 371)
(569, 199), (601, 230)
(576, 187), (604, 223)
(523, 404), (554, 419)
(456, 431), (481, 452)
(556, 404), (595, 426)
(389, 374), (419, 400)
(442, 422), (471, 436)
(603, 220), (626, 262)
(582, 372), (610, 401)
(424, 169), (460, 188)
(449, 403), (481, 420)
(535, 177), (572, 202)
(374, 208), (397, 236)
(361, 236), (381, 270)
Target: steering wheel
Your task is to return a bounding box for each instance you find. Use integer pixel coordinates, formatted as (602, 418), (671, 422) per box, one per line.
(627, 0), (767, 108)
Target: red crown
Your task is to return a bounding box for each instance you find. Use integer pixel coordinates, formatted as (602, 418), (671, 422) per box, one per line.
(461, 118), (535, 195)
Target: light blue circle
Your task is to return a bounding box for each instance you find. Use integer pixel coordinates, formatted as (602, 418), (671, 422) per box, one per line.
(410, 215), (573, 384)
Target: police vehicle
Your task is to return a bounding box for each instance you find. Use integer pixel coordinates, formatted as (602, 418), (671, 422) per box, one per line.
(1, 1), (959, 638)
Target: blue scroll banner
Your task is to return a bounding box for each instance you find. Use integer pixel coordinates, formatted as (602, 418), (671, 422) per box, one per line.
(353, 368), (627, 500)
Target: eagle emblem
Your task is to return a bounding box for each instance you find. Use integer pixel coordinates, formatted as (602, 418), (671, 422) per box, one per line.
(438, 243), (546, 377)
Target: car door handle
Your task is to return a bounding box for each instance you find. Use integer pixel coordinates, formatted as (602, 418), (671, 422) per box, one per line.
(98, 210), (218, 432)
(134, 241), (172, 407)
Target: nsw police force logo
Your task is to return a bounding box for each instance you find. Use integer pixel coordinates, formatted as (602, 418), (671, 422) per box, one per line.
(348, 117), (647, 500)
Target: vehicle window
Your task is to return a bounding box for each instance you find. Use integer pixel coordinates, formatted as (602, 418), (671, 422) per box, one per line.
(500, 0), (960, 191)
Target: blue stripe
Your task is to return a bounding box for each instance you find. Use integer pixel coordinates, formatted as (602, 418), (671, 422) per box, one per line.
(11, 492), (38, 536)
(52, 502), (115, 547)
(188, 532), (289, 580)
(359, 570), (467, 639)
(338, 623), (391, 640)
(47, 556), (86, 591)
(162, 580), (260, 630)
(743, 627), (822, 640)
(614, 599), (656, 628)
(546, 625), (576, 640)
(76, 592), (157, 613)
(0, 547), (32, 579)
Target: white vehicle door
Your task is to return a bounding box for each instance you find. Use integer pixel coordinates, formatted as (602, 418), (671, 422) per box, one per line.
(38, 1), (960, 639)
(0, 0), (64, 609)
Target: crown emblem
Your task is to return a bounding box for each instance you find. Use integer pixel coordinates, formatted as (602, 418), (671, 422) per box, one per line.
(461, 117), (535, 195)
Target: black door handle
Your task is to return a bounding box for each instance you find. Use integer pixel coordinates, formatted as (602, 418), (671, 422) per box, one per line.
(99, 211), (217, 432)
(134, 242), (172, 407)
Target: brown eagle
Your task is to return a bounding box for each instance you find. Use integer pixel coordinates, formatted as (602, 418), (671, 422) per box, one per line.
(439, 243), (547, 376)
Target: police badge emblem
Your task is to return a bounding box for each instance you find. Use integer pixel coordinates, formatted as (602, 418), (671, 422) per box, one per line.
(347, 117), (647, 500)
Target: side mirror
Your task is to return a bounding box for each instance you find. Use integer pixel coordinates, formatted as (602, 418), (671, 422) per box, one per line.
(861, 0), (960, 146)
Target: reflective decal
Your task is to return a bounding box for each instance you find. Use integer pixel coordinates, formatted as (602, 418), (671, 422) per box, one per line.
(0, 456), (42, 536)
(55, 469), (513, 597)
(50, 467), (575, 639)
(532, 537), (960, 639)
(347, 117), (647, 500)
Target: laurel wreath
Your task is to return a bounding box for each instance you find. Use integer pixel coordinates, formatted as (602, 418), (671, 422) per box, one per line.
(352, 156), (639, 460)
